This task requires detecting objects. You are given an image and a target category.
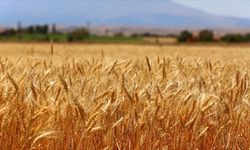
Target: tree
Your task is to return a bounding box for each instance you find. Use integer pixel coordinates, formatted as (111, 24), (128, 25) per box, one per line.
(42, 25), (49, 34)
(17, 22), (22, 32)
(0, 29), (16, 36)
(221, 34), (246, 43)
(245, 33), (250, 42)
(27, 26), (35, 34)
(114, 32), (124, 37)
(68, 28), (89, 42)
(35, 25), (48, 34)
(178, 30), (193, 42)
(52, 24), (57, 33)
(105, 28), (109, 36)
(198, 30), (214, 42)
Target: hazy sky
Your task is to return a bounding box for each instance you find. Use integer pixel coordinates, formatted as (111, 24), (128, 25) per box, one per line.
(1, 0), (250, 27)
(0, 0), (250, 19)
(174, 0), (250, 18)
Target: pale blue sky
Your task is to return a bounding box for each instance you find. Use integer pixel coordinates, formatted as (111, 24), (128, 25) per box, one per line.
(0, 0), (250, 26)
(1, 0), (250, 19)
(174, 0), (250, 18)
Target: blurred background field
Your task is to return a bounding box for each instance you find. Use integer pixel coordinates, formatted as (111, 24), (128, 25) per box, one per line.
(1, 43), (250, 61)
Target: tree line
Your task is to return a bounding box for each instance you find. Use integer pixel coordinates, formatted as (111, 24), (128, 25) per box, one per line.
(1, 23), (250, 43)
(0, 24), (90, 42)
(178, 30), (250, 43)
(1, 25), (52, 35)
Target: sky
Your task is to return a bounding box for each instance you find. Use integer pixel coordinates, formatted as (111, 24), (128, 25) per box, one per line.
(174, 0), (250, 19)
(0, 0), (250, 27)
(0, 0), (250, 19)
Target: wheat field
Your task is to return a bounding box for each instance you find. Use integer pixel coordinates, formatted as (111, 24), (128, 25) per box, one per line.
(0, 43), (249, 149)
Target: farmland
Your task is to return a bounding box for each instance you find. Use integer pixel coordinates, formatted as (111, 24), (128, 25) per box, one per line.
(0, 43), (249, 149)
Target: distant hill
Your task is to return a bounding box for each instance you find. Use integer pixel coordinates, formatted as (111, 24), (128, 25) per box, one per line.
(1, 1), (250, 29)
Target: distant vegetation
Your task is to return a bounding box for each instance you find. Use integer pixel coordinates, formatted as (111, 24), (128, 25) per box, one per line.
(177, 30), (193, 42)
(178, 30), (215, 43)
(1, 23), (250, 44)
(198, 30), (214, 42)
(0, 24), (145, 44)
(0, 24), (89, 42)
(178, 29), (250, 43)
(221, 33), (250, 43)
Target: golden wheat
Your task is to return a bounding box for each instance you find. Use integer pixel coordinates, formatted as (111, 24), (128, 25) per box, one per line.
(0, 43), (249, 149)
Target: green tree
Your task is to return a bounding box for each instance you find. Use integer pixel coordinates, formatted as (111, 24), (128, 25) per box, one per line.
(68, 28), (89, 42)
(198, 30), (214, 42)
(221, 34), (246, 43)
(245, 33), (250, 42)
(0, 29), (16, 36)
(34, 25), (48, 34)
(52, 24), (57, 33)
(27, 26), (35, 34)
(114, 32), (124, 37)
(178, 30), (193, 42)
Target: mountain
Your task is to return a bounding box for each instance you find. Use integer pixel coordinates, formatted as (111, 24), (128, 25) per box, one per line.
(1, 1), (250, 29)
